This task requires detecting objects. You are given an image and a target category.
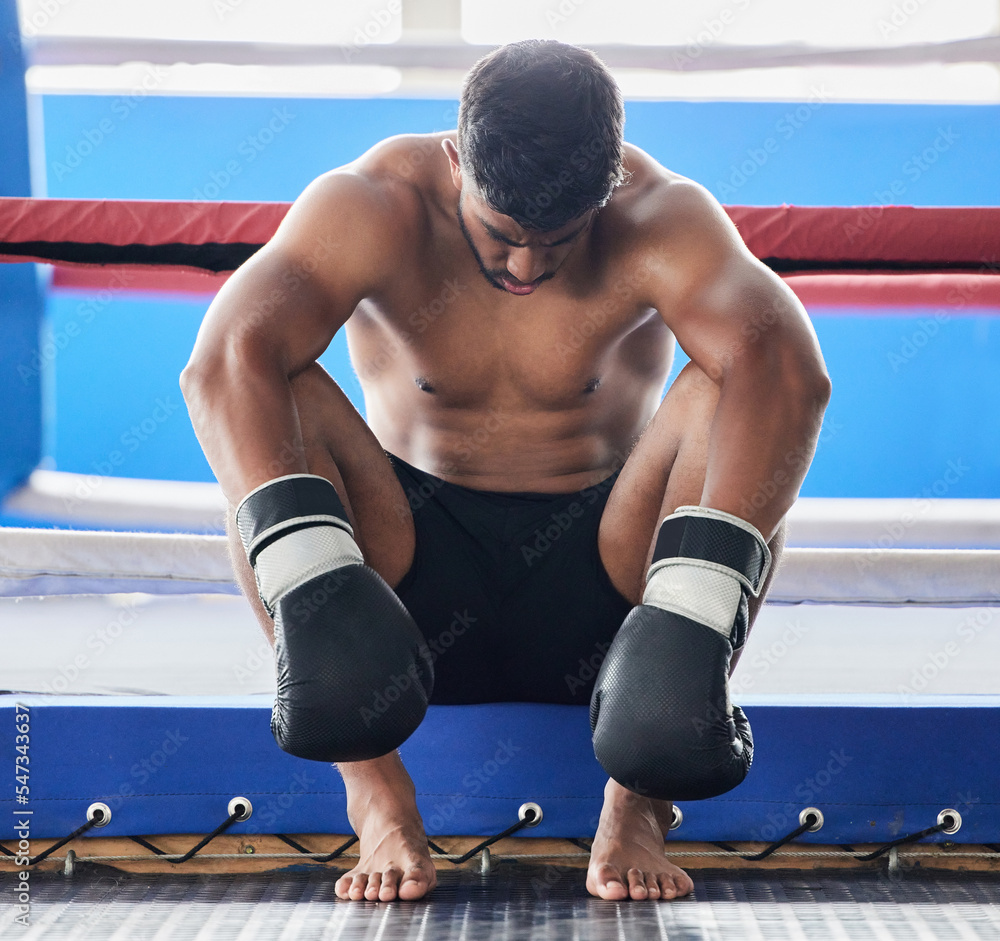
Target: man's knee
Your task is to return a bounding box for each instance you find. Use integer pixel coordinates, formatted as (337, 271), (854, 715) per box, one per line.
(670, 360), (722, 410)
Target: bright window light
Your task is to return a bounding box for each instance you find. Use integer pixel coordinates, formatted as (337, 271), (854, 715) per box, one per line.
(16, 0), (402, 45)
(461, 0), (998, 48)
(26, 64), (403, 98)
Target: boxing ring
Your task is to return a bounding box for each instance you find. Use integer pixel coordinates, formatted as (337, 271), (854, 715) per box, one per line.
(1, 197), (1000, 938)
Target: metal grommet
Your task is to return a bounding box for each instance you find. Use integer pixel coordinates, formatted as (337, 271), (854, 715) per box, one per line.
(937, 808), (961, 835)
(480, 846), (492, 876)
(518, 802), (543, 827)
(87, 802), (111, 828)
(228, 797), (253, 821)
(670, 805), (683, 830)
(799, 807), (824, 832)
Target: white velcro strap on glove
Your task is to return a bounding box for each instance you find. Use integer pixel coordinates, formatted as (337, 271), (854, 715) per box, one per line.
(642, 562), (743, 637)
(641, 505), (770, 638)
(254, 524), (364, 612)
(667, 505), (771, 595)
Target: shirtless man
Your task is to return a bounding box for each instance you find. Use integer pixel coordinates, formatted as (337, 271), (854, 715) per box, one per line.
(181, 40), (831, 904)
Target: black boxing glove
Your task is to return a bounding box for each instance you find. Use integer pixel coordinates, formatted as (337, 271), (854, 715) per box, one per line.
(236, 473), (433, 762)
(590, 505), (770, 801)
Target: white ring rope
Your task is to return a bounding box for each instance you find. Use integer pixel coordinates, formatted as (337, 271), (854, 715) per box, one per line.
(7, 472), (1000, 547)
(1, 526), (998, 605)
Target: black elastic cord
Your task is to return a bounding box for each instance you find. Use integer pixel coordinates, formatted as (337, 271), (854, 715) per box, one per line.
(128, 809), (243, 864)
(275, 833), (357, 863)
(852, 820), (953, 862)
(430, 810), (539, 866)
(740, 813), (821, 861)
(0, 817), (101, 866)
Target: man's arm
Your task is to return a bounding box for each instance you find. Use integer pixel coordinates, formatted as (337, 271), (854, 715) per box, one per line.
(180, 171), (396, 504)
(590, 181), (830, 799)
(645, 180), (832, 539)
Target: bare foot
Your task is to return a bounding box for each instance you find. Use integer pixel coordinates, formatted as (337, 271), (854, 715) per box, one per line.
(334, 752), (437, 902)
(586, 779), (694, 901)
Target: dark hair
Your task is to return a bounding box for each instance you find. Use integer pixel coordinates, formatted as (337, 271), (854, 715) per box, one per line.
(458, 40), (626, 231)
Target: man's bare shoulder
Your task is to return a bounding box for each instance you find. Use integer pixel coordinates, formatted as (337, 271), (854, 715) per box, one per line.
(352, 131), (454, 190)
(611, 144), (738, 249)
(285, 133), (449, 249)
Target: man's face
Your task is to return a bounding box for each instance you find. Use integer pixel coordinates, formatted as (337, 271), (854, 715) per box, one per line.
(456, 189), (594, 296)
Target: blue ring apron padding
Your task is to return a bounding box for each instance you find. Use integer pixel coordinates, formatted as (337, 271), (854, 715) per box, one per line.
(2, 694), (997, 843)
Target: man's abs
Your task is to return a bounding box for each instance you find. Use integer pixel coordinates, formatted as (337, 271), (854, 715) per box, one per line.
(347, 304), (674, 493)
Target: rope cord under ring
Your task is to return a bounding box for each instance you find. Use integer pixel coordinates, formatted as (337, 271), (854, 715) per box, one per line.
(428, 807), (540, 866)
(2, 807), (988, 869)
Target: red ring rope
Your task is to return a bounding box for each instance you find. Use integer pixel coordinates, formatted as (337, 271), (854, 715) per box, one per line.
(1, 197), (997, 308)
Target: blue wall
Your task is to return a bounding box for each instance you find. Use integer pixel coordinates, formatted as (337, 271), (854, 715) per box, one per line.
(0, 0), (43, 495)
(32, 95), (1000, 498)
(41, 97), (1000, 206)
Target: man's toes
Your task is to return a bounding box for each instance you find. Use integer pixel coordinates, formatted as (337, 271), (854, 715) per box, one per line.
(676, 872), (695, 897)
(349, 873), (370, 900)
(645, 876), (661, 900)
(590, 864), (628, 900)
(364, 871), (383, 901)
(626, 868), (648, 900)
(398, 866), (434, 901)
(379, 868), (402, 901)
(334, 873), (353, 900)
(657, 874), (677, 899)
(344, 872), (368, 901)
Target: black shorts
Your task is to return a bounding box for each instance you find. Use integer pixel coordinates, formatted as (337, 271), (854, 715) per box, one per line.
(388, 453), (634, 705)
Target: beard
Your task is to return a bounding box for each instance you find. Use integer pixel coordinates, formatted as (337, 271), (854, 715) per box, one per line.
(456, 195), (553, 294)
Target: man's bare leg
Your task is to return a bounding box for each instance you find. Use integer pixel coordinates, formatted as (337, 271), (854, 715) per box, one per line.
(227, 363), (435, 901)
(590, 362), (786, 900)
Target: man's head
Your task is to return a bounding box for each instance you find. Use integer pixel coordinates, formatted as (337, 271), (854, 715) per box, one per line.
(444, 41), (626, 295)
